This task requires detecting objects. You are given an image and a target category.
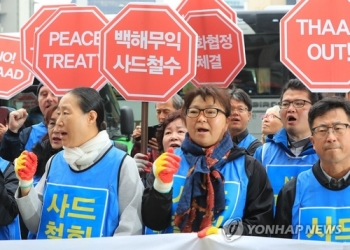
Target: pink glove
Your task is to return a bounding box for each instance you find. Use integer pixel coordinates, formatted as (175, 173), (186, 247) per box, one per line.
(14, 151), (38, 188)
(153, 147), (181, 193)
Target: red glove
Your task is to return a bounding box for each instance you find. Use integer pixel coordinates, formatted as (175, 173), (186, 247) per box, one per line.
(153, 147), (181, 193)
(15, 151), (38, 188)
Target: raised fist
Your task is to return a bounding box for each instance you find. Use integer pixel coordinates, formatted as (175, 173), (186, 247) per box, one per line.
(14, 151), (38, 188)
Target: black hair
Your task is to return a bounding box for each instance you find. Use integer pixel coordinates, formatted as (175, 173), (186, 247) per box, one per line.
(182, 85), (231, 118)
(280, 78), (321, 104)
(308, 96), (350, 129)
(229, 87), (253, 111)
(69, 87), (105, 131)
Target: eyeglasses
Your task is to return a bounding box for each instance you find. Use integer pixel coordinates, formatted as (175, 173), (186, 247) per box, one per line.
(261, 114), (281, 120)
(278, 99), (312, 109)
(311, 123), (350, 138)
(230, 107), (248, 114)
(186, 108), (226, 118)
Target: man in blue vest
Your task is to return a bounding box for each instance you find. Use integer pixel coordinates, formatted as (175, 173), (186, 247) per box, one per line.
(0, 78), (59, 162)
(274, 97), (350, 242)
(254, 79), (320, 208)
(0, 157), (20, 240)
(228, 88), (261, 155)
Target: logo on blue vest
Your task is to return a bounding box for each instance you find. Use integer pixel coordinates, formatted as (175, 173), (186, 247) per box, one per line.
(298, 207), (350, 242)
(37, 183), (108, 239)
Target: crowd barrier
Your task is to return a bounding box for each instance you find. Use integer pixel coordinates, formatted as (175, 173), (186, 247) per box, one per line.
(1, 234), (349, 249)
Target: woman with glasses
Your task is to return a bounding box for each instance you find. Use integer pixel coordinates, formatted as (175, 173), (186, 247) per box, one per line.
(261, 105), (283, 143)
(142, 85), (273, 237)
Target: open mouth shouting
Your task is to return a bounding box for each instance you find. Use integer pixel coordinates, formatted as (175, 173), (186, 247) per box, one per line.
(196, 127), (209, 134)
(230, 117), (241, 123)
(169, 142), (181, 148)
(286, 115), (297, 125)
(51, 135), (62, 144)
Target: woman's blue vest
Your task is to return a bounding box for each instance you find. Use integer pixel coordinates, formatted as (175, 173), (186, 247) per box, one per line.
(145, 148), (248, 234)
(36, 146), (125, 239)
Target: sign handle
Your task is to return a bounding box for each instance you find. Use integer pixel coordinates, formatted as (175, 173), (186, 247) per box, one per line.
(140, 102), (149, 155)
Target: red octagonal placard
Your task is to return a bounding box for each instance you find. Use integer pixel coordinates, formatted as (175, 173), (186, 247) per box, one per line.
(32, 6), (108, 96)
(177, 0), (237, 23)
(185, 9), (245, 87)
(100, 3), (197, 102)
(0, 35), (34, 99)
(20, 4), (75, 72)
(281, 0), (350, 92)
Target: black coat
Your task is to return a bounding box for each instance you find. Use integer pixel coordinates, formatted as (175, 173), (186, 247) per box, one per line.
(0, 162), (18, 226)
(142, 145), (274, 235)
(31, 139), (63, 178)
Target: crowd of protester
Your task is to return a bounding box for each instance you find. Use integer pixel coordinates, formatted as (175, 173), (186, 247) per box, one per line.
(1, 78), (350, 243)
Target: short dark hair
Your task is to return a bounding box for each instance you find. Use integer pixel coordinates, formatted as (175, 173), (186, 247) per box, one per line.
(229, 88), (253, 111)
(182, 85), (231, 118)
(308, 97), (350, 129)
(280, 78), (321, 104)
(156, 111), (185, 154)
(69, 87), (105, 131)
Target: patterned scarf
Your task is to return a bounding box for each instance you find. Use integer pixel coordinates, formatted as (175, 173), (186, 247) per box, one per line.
(174, 131), (233, 232)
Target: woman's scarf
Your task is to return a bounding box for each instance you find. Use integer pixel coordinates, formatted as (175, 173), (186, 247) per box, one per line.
(174, 131), (233, 232)
(63, 130), (111, 170)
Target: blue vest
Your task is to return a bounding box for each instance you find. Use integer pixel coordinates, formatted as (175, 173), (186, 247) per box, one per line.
(238, 133), (258, 150)
(292, 169), (350, 242)
(145, 148), (248, 234)
(24, 122), (47, 151)
(0, 159), (21, 240)
(261, 142), (318, 209)
(36, 146), (125, 239)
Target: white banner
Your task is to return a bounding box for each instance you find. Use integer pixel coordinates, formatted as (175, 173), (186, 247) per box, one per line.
(0, 234), (347, 249)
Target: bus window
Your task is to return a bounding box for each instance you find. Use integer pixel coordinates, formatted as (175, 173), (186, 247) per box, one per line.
(232, 10), (294, 98)
(230, 9), (296, 140)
